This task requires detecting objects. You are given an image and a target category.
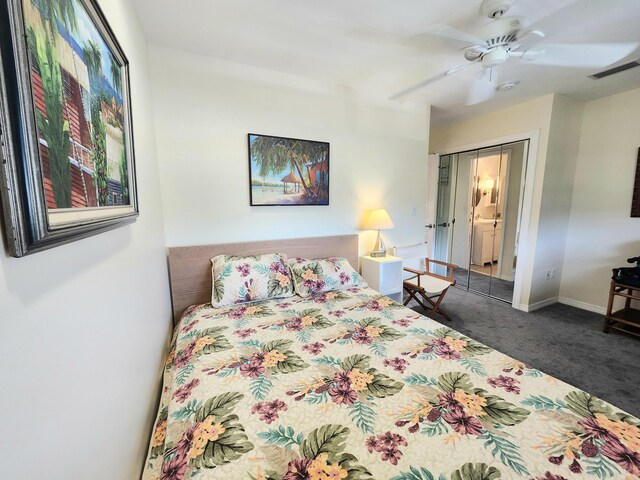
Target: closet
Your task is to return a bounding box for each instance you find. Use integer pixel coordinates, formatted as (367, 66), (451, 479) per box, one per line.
(432, 140), (529, 302)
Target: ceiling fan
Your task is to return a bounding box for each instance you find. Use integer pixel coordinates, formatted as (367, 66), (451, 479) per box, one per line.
(391, 0), (639, 105)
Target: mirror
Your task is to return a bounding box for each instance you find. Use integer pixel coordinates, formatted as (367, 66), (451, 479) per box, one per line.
(472, 176), (496, 208)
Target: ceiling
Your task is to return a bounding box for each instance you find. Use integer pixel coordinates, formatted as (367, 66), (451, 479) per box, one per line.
(132, 0), (640, 126)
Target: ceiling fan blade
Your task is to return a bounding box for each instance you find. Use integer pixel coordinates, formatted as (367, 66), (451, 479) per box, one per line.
(427, 24), (486, 47)
(515, 29), (545, 42)
(390, 62), (475, 100)
(521, 42), (639, 68)
(467, 68), (498, 105)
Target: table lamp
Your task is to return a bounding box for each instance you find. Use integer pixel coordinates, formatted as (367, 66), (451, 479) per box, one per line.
(362, 208), (395, 257)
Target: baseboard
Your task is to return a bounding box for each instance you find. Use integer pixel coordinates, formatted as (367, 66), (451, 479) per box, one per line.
(519, 297), (559, 312)
(558, 297), (606, 315)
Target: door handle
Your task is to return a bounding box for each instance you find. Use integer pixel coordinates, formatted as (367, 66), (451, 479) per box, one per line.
(437, 222), (449, 227)
(425, 224), (435, 229)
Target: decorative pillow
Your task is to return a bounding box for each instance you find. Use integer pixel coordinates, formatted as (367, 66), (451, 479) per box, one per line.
(210, 253), (294, 307)
(288, 257), (367, 297)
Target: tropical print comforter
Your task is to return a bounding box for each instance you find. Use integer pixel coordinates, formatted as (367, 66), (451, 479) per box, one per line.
(143, 287), (640, 480)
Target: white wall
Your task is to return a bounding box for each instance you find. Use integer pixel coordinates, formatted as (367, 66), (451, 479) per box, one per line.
(530, 95), (583, 304)
(148, 44), (430, 255)
(560, 87), (640, 313)
(0, 1), (172, 479)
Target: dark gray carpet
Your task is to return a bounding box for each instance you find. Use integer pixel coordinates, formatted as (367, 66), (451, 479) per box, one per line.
(409, 287), (640, 417)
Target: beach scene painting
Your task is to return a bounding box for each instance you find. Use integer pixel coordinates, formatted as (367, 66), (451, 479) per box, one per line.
(22, 0), (136, 222)
(248, 134), (329, 206)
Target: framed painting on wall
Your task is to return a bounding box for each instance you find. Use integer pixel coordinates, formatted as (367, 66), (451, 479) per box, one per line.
(0, 0), (137, 257)
(632, 147), (640, 218)
(248, 133), (329, 206)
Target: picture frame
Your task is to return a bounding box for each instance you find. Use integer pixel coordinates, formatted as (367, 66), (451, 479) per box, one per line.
(632, 147), (640, 218)
(0, 0), (138, 257)
(248, 133), (329, 206)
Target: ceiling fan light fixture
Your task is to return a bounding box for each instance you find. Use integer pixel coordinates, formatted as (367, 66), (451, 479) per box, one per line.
(496, 81), (520, 92)
(482, 47), (509, 68)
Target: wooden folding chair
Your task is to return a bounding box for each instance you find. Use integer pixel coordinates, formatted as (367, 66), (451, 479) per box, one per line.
(395, 244), (457, 322)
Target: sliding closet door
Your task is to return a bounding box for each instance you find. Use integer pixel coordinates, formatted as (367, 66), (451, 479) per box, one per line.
(492, 147), (508, 298)
(434, 140), (528, 304)
(490, 140), (528, 302)
(432, 151), (474, 287)
(433, 154), (455, 272)
(467, 141), (526, 302)
(449, 150), (476, 288)
(468, 147), (498, 296)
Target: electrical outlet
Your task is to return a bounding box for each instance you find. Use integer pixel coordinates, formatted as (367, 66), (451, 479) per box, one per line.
(411, 206), (417, 217)
(545, 269), (552, 281)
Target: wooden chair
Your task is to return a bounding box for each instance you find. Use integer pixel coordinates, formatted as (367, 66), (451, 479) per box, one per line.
(395, 244), (457, 321)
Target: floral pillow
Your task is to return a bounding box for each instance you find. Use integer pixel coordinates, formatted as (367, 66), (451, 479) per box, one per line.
(288, 257), (367, 297)
(210, 253), (294, 307)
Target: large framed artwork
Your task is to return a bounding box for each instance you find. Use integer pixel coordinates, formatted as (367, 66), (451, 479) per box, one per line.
(632, 147), (640, 218)
(0, 0), (137, 257)
(248, 133), (329, 206)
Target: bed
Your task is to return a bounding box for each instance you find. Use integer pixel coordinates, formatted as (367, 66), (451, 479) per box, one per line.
(144, 235), (640, 480)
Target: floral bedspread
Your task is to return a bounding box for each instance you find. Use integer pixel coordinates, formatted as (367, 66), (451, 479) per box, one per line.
(143, 287), (640, 480)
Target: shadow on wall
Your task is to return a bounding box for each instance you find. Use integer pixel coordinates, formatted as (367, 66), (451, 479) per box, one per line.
(0, 222), (132, 304)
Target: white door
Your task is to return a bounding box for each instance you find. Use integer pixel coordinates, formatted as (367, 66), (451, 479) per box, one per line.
(425, 154), (439, 256)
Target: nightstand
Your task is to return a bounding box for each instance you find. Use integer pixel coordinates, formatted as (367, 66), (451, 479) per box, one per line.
(361, 255), (403, 303)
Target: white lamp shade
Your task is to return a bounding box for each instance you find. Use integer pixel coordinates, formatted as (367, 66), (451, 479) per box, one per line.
(362, 208), (395, 230)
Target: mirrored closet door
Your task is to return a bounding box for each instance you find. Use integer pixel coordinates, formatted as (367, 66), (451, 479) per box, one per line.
(432, 140), (529, 303)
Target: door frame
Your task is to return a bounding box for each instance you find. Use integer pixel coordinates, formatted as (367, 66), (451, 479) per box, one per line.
(432, 129), (540, 311)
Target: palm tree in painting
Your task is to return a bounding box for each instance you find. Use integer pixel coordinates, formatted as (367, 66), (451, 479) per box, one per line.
(40, 0), (78, 41)
(83, 39), (110, 205)
(109, 52), (122, 95)
(83, 40), (103, 91)
(27, 0), (81, 208)
(44, 0), (95, 207)
(33, 29), (72, 208)
(39, 0), (59, 41)
(54, 0), (79, 34)
(250, 137), (328, 199)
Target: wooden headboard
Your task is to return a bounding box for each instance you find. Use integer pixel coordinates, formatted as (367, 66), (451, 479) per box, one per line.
(167, 234), (359, 322)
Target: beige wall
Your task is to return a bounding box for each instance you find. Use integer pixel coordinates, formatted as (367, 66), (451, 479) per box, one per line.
(430, 95), (553, 154)
(430, 95), (555, 308)
(530, 95), (583, 304)
(560, 87), (640, 313)
(0, 1), (172, 479)
(430, 94), (585, 309)
(148, 44), (430, 256)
